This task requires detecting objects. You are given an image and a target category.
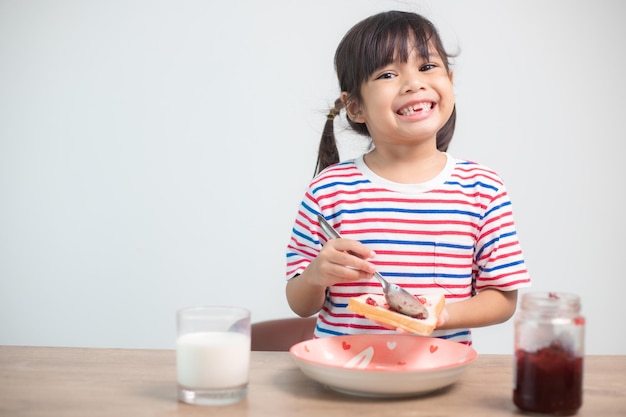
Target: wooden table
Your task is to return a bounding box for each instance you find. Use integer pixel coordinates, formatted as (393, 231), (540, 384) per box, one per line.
(0, 346), (624, 417)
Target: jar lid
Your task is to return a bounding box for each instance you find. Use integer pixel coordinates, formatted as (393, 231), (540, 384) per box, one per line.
(520, 292), (581, 313)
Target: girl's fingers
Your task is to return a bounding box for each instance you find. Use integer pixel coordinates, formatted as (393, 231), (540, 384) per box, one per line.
(333, 239), (376, 260)
(326, 239), (376, 274)
(335, 253), (376, 274)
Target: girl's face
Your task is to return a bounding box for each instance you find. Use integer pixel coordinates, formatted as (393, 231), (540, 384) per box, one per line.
(346, 43), (455, 149)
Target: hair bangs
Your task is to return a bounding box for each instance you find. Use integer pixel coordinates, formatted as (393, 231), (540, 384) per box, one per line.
(363, 16), (436, 79)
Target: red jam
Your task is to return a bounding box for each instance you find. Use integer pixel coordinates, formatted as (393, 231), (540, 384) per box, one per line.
(365, 297), (378, 306)
(513, 341), (583, 415)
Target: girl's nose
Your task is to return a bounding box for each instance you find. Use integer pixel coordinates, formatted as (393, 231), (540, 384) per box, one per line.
(402, 73), (424, 93)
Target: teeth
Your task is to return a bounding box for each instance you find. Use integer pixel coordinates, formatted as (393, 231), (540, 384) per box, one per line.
(399, 102), (432, 115)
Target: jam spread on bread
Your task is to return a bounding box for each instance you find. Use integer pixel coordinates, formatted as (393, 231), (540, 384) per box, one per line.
(364, 296), (428, 320)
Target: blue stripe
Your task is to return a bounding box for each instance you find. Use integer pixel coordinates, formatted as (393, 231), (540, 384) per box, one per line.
(476, 236), (497, 259)
(436, 329), (471, 340)
(361, 239), (472, 250)
(316, 326), (346, 336)
(480, 259), (526, 273)
(476, 230), (517, 259)
(292, 227), (318, 245)
(436, 241), (474, 250)
(331, 301), (348, 309)
(316, 326), (471, 340)
(332, 207), (482, 219)
(301, 201), (320, 218)
(445, 180), (499, 192)
(384, 272), (472, 279)
(313, 179), (370, 194)
(483, 200), (511, 219)
(362, 239), (435, 246)
(433, 273), (473, 279)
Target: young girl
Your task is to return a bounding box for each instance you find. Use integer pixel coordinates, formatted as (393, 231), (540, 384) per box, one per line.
(285, 11), (531, 345)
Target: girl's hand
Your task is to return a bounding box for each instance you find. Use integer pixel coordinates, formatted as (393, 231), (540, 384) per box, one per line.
(285, 237), (377, 318)
(437, 308), (449, 328)
(306, 237), (377, 288)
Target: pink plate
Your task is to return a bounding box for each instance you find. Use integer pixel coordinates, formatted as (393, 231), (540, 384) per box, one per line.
(289, 334), (477, 397)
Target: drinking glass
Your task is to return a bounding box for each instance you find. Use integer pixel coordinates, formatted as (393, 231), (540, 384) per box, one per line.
(176, 306), (251, 405)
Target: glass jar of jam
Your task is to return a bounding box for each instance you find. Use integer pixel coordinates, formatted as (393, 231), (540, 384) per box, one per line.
(513, 292), (585, 415)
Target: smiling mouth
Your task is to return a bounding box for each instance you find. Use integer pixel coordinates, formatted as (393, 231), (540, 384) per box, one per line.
(398, 102), (434, 116)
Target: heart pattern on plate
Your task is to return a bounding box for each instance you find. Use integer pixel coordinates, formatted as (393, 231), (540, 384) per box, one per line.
(290, 334), (477, 397)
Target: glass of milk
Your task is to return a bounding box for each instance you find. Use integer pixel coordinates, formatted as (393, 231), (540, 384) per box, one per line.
(176, 306), (251, 405)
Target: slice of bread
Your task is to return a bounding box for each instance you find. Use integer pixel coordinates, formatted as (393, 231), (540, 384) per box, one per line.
(347, 293), (446, 336)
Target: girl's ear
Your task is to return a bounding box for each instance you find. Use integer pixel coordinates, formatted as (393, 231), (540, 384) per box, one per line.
(449, 70), (454, 83)
(341, 92), (366, 123)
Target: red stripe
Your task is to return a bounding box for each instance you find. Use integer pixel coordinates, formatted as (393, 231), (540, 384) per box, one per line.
(340, 229), (477, 240)
(477, 271), (530, 285)
(374, 260), (472, 269)
(322, 197), (487, 211)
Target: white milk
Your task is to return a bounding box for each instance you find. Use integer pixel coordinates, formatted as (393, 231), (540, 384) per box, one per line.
(176, 331), (250, 389)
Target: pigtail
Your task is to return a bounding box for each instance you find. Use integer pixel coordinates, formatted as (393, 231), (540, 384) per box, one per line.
(313, 98), (344, 177)
(436, 105), (456, 152)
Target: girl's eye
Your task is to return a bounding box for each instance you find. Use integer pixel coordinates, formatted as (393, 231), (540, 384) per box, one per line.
(420, 63), (437, 72)
(376, 72), (395, 80)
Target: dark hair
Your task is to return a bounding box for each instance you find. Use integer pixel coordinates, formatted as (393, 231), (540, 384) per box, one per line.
(314, 11), (456, 176)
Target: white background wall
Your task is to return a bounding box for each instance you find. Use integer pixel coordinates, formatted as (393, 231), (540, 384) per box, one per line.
(1, 0), (625, 354)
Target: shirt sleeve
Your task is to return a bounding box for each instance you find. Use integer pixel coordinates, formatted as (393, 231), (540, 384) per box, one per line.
(473, 182), (531, 292)
(285, 189), (322, 280)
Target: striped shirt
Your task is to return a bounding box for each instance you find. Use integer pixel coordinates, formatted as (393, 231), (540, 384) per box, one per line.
(286, 153), (531, 345)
